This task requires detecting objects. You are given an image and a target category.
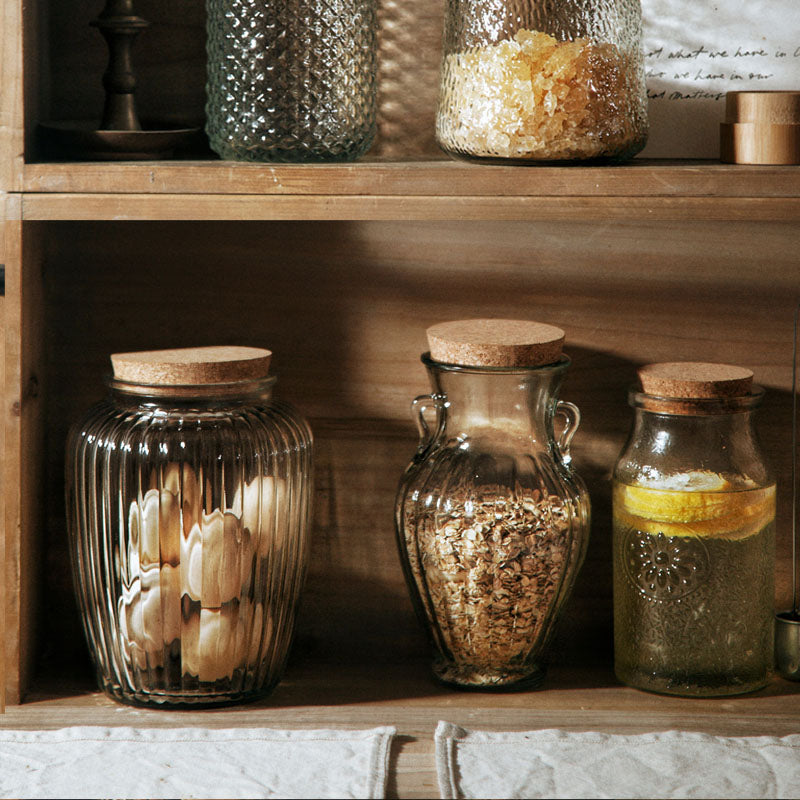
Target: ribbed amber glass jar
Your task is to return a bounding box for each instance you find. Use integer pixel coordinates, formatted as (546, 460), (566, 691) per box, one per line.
(66, 346), (313, 707)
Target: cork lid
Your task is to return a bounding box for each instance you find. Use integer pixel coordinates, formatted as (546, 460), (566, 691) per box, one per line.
(638, 362), (754, 400)
(111, 346), (272, 386)
(725, 91), (800, 125)
(426, 319), (565, 368)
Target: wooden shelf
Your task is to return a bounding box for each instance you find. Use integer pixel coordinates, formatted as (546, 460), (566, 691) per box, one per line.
(15, 160), (800, 221)
(5, 6), (800, 795)
(5, 659), (800, 798)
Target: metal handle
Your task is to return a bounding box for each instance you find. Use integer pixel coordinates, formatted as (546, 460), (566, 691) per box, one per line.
(555, 400), (581, 465)
(411, 393), (444, 452)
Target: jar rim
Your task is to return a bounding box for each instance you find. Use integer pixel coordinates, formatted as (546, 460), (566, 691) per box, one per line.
(108, 374), (277, 400)
(421, 352), (571, 374)
(629, 384), (765, 415)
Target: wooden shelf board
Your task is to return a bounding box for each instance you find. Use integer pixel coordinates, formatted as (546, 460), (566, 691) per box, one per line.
(15, 160), (800, 220)
(20, 158), (800, 198)
(18, 192), (800, 222)
(3, 660), (799, 799)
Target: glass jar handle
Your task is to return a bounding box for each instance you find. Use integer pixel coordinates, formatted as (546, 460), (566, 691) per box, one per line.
(412, 393), (444, 451)
(555, 400), (581, 466)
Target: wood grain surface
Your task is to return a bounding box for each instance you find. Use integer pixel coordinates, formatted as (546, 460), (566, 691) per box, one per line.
(0, 218), (789, 707)
(2, 661), (799, 799)
(4, 5), (800, 768)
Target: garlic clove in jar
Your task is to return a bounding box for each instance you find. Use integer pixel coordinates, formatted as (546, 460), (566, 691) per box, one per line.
(129, 487), (182, 568)
(235, 598), (273, 668)
(233, 475), (286, 558)
(182, 606), (239, 683)
(159, 563), (182, 644)
(119, 563), (182, 655)
(139, 489), (161, 567)
(163, 462), (203, 537)
(158, 489), (182, 565)
(182, 521), (203, 603)
(181, 510), (249, 606)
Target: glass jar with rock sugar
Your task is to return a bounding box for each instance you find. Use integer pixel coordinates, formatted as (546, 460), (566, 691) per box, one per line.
(66, 346), (313, 707)
(395, 320), (591, 689)
(613, 362), (776, 697)
(436, 0), (648, 162)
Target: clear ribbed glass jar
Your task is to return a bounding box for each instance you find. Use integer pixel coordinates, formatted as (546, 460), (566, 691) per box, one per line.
(436, 0), (648, 162)
(613, 362), (775, 697)
(395, 320), (590, 689)
(205, 0), (377, 162)
(66, 347), (313, 707)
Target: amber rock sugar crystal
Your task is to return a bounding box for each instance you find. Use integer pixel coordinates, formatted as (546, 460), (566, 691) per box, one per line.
(437, 29), (644, 161)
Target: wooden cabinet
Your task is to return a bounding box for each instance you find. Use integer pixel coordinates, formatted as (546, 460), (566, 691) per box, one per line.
(2, 2), (800, 796)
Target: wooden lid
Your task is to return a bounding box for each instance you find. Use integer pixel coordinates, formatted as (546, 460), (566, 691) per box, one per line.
(725, 91), (800, 124)
(720, 122), (800, 165)
(111, 346), (272, 385)
(427, 319), (565, 367)
(638, 362), (753, 399)
(721, 92), (800, 164)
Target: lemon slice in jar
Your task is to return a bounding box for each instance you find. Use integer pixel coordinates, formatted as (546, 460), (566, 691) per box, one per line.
(614, 470), (775, 541)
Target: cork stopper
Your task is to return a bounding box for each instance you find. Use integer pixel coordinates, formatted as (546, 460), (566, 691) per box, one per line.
(725, 91), (800, 125)
(638, 362), (754, 400)
(111, 346), (272, 386)
(427, 319), (565, 368)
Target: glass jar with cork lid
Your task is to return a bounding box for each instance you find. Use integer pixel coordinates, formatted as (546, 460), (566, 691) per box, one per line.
(395, 319), (591, 689)
(66, 346), (313, 707)
(436, 0), (648, 163)
(613, 362), (776, 696)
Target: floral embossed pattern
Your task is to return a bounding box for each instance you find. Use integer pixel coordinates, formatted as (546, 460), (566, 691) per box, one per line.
(623, 527), (709, 601)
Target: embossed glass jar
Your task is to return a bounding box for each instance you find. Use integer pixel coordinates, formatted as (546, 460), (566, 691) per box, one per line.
(205, 0), (377, 162)
(66, 346), (313, 707)
(395, 320), (591, 689)
(613, 362), (775, 697)
(436, 0), (648, 162)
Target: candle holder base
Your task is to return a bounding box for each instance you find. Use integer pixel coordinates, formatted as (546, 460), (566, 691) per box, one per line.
(38, 121), (202, 161)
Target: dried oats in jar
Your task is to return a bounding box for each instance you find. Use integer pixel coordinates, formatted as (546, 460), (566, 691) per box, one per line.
(66, 346), (313, 707)
(395, 320), (590, 689)
(436, 1), (648, 162)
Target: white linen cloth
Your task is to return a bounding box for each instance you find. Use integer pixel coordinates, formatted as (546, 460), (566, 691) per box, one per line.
(0, 725), (395, 799)
(435, 721), (800, 799)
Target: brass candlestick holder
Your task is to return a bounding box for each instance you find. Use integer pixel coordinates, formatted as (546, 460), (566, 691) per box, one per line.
(39, 0), (199, 160)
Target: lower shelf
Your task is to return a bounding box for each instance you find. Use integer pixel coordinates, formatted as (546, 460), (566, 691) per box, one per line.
(3, 658), (799, 799)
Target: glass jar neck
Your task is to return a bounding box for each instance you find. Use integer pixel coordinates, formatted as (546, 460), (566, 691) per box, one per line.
(618, 389), (771, 487)
(424, 354), (569, 442)
(108, 376), (276, 410)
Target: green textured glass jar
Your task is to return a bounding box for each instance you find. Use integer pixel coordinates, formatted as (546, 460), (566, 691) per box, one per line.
(205, 0), (377, 162)
(436, 0), (648, 162)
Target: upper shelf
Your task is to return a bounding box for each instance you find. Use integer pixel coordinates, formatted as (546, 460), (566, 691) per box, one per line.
(16, 159), (800, 221)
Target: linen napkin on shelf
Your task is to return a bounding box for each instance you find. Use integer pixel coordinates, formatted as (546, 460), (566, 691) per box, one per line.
(435, 721), (800, 799)
(0, 725), (395, 800)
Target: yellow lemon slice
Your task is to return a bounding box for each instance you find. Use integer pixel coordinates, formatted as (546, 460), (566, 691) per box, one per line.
(614, 473), (775, 541)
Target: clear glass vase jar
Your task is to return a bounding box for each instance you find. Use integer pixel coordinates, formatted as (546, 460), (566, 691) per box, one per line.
(395, 320), (590, 689)
(436, 0), (648, 163)
(613, 362), (776, 697)
(66, 346), (313, 707)
(205, 0), (377, 162)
